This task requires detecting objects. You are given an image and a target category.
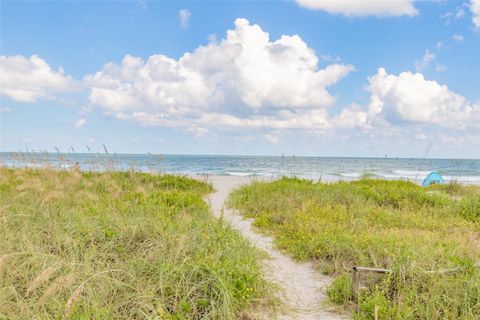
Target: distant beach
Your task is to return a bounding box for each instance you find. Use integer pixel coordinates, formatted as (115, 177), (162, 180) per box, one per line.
(2, 152), (479, 185)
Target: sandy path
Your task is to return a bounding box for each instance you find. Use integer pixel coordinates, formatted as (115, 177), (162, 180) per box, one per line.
(206, 175), (346, 320)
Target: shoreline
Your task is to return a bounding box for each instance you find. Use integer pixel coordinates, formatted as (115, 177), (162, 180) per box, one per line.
(2, 153), (479, 185)
(189, 173), (480, 186)
(2, 164), (480, 186)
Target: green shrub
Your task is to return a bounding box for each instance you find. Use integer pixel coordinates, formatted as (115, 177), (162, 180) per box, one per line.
(456, 196), (480, 221)
(327, 273), (353, 305)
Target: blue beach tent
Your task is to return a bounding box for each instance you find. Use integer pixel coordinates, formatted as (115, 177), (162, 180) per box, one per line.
(422, 172), (445, 187)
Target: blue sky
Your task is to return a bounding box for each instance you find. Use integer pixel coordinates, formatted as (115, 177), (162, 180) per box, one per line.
(1, 0), (479, 158)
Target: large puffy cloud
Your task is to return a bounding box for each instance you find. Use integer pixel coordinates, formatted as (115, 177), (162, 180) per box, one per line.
(472, 0), (480, 28)
(85, 54), (216, 114)
(330, 68), (480, 130)
(296, 0), (418, 17)
(0, 55), (76, 102)
(365, 68), (480, 127)
(85, 18), (354, 130)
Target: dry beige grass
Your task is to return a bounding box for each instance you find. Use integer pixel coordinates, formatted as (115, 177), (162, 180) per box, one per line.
(0, 168), (272, 319)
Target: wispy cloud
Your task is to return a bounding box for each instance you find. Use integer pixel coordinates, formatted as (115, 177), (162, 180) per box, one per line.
(207, 33), (217, 44)
(452, 34), (464, 42)
(264, 133), (279, 143)
(415, 49), (435, 72)
(296, 0), (417, 17)
(137, 0), (147, 11)
(435, 64), (447, 72)
(471, 0), (480, 28)
(74, 118), (87, 128)
(179, 9), (191, 29)
(0, 107), (13, 113)
(440, 3), (467, 25)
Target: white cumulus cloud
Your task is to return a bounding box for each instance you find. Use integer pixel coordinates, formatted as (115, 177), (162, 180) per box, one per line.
(366, 68), (480, 127)
(85, 18), (354, 130)
(333, 104), (371, 129)
(0, 55), (76, 102)
(295, 0), (418, 17)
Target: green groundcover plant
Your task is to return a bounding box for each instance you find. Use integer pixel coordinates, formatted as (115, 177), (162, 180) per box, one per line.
(230, 178), (480, 319)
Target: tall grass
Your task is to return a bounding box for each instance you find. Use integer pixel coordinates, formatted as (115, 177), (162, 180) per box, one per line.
(229, 178), (480, 319)
(0, 168), (270, 319)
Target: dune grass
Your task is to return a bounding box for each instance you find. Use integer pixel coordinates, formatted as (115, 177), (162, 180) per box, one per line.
(0, 168), (270, 319)
(229, 178), (480, 319)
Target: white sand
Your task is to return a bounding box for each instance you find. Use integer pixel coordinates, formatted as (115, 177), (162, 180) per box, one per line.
(206, 175), (347, 320)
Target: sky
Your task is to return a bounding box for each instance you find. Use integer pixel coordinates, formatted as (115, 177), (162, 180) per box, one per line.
(1, 0), (479, 158)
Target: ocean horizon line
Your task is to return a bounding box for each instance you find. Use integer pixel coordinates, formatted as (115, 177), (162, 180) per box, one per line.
(1, 151), (479, 161)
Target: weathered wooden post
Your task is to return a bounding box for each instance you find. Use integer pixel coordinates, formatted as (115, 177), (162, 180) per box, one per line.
(352, 266), (359, 301)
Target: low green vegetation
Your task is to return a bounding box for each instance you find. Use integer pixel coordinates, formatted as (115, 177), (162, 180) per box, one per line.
(229, 178), (480, 319)
(0, 168), (269, 319)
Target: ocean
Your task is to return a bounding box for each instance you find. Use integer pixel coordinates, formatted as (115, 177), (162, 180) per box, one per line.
(2, 152), (479, 184)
